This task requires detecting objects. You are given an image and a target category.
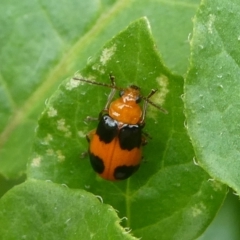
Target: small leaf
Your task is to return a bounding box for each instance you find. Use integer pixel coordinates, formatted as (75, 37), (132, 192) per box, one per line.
(29, 18), (226, 239)
(0, 180), (136, 240)
(184, 0), (240, 193)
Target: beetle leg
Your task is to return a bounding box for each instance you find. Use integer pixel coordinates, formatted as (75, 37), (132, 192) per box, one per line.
(140, 89), (158, 124)
(103, 74), (117, 111)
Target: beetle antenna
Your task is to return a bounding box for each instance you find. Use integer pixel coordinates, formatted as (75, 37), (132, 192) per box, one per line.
(146, 99), (168, 114)
(73, 76), (168, 114)
(141, 89), (168, 114)
(73, 76), (123, 91)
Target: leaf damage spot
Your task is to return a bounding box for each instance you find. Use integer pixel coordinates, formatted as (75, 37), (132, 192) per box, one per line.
(100, 44), (117, 65)
(31, 156), (42, 167)
(56, 150), (65, 162)
(209, 180), (223, 192)
(92, 44), (117, 74)
(92, 63), (105, 74)
(207, 14), (216, 34)
(45, 134), (53, 142)
(91, 44), (117, 74)
(46, 148), (54, 155)
(66, 77), (81, 90)
(57, 119), (72, 137)
(146, 75), (169, 120)
(42, 134), (53, 145)
(78, 131), (86, 138)
(45, 149), (65, 162)
(155, 74), (169, 105)
(191, 202), (206, 217)
(47, 107), (57, 117)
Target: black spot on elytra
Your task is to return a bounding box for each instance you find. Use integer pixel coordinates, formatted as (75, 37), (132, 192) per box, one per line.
(89, 153), (104, 174)
(114, 165), (140, 180)
(96, 115), (118, 143)
(119, 125), (142, 150)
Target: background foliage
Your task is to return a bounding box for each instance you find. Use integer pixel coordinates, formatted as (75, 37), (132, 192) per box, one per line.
(0, 0), (239, 239)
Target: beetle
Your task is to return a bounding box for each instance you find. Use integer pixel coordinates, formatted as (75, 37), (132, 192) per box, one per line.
(74, 74), (166, 180)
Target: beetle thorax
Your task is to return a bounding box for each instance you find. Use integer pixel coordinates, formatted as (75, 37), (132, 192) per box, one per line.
(108, 87), (142, 125)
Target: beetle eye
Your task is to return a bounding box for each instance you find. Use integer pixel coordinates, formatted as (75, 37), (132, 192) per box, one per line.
(119, 90), (124, 97)
(136, 96), (141, 103)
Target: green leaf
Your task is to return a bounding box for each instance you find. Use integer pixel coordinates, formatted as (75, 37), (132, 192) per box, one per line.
(197, 191), (240, 240)
(29, 17), (226, 240)
(0, 0), (230, 239)
(0, 0), (102, 179)
(184, 0), (240, 193)
(0, 0), (198, 180)
(0, 180), (136, 240)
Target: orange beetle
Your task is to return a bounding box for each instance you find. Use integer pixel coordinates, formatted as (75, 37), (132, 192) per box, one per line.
(74, 74), (166, 181)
